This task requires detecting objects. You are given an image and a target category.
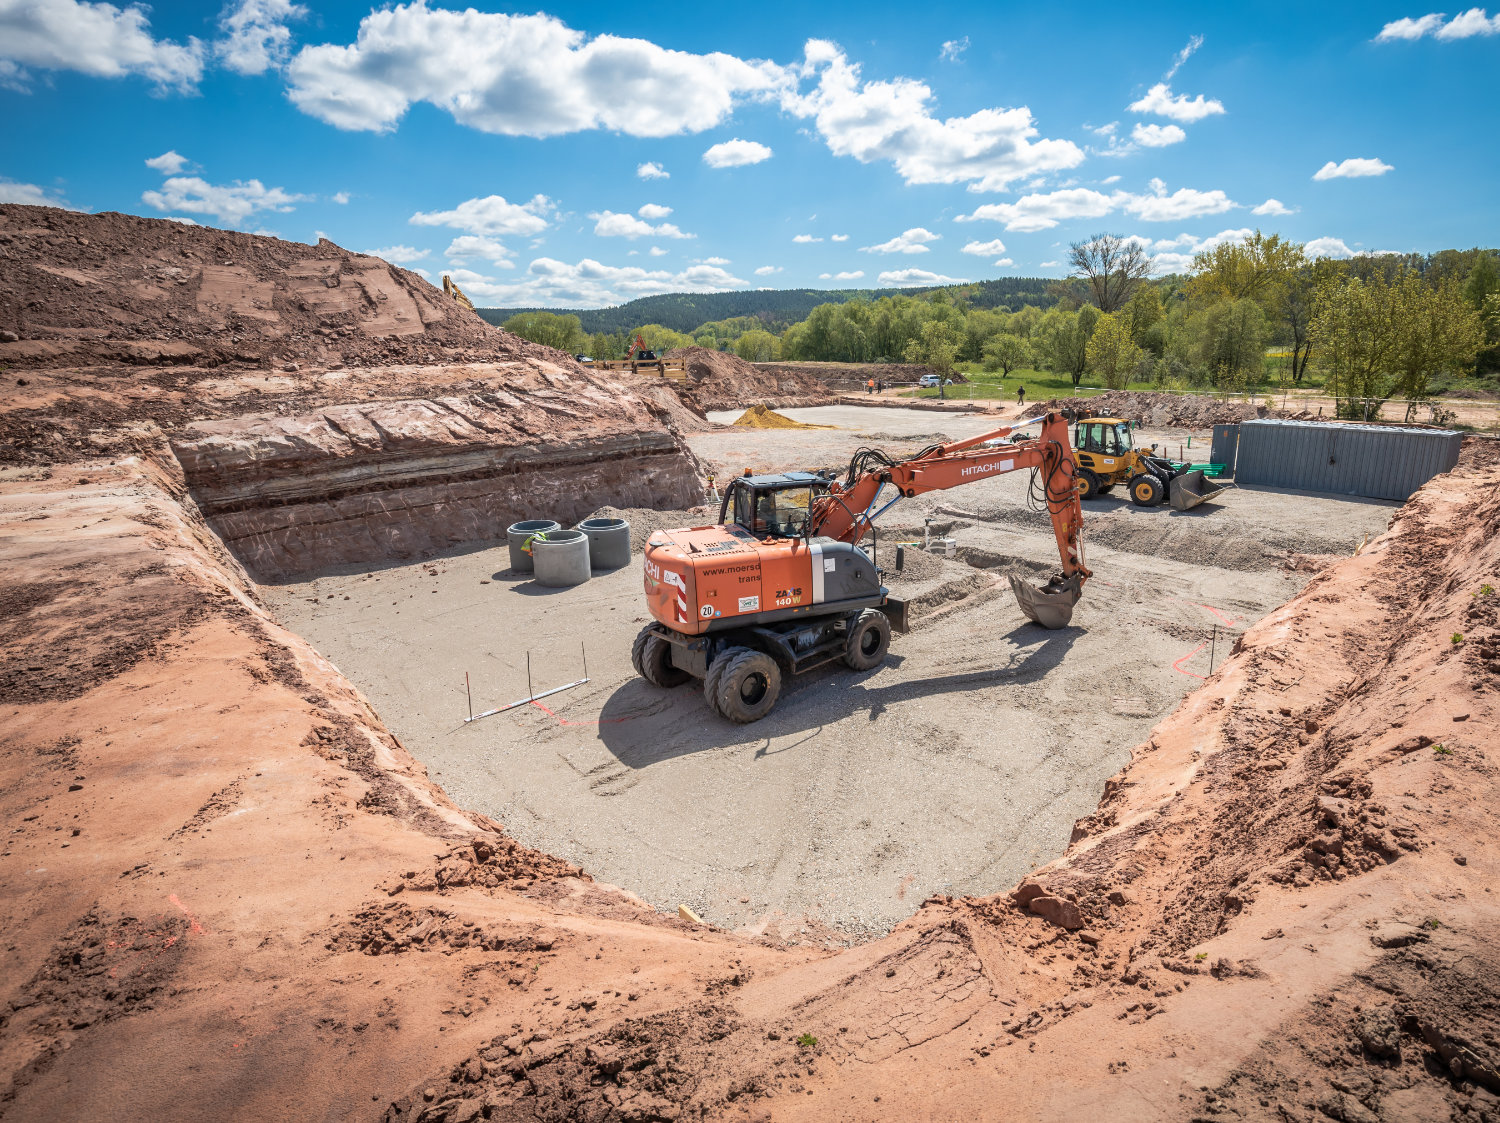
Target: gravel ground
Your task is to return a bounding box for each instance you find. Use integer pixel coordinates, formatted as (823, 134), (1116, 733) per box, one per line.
(262, 406), (1399, 942)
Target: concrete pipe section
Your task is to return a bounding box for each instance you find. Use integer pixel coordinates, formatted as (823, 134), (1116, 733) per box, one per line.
(531, 528), (592, 588)
(576, 517), (631, 570)
(506, 519), (560, 573)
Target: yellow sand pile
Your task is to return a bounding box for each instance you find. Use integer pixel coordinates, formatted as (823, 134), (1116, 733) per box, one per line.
(732, 403), (832, 430)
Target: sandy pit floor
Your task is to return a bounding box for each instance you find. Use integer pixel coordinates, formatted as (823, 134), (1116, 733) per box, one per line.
(262, 406), (1399, 941)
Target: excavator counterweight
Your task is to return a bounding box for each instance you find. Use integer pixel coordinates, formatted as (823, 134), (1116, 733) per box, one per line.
(632, 411), (1091, 722)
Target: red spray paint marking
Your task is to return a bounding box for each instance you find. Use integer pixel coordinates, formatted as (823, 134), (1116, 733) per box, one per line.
(1172, 642), (1208, 680)
(169, 894), (207, 936)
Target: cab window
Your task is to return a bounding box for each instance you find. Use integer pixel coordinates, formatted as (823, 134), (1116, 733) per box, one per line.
(1076, 423), (1103, 453)
(1110, 423), (1133, 454)
(736, 486), (813, 538)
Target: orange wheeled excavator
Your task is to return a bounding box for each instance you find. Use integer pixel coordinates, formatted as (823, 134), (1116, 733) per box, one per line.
(632, 411), (1091, 722)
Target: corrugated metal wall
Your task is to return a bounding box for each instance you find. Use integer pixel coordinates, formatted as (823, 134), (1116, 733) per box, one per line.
(1210, 424), (1240, 477)
(1235, 420), (1462, 501)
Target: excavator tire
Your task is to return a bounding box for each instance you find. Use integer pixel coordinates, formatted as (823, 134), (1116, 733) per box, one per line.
(1077, 468), (1104, 501)
(713, 649), (782, 724)
(843, 608), (892, 671)
(1129, 474), (1165, 507)
(632, 626), (690, 688)
(703, 646), (749, 716)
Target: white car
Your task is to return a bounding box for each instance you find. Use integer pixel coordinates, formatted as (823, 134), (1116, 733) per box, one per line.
(918, 374), (953, 388)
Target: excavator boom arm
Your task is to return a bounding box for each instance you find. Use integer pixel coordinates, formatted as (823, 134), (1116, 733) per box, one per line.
(812, 411), (1090, 585)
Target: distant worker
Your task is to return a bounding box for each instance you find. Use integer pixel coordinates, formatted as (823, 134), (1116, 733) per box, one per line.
(1016, 384), (1026, 407)
(867, 377), (876, 395)
(877, 379), (884, 393)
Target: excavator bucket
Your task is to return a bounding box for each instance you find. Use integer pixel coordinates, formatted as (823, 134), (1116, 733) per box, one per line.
(1009, 573), (1083, 630)
(1168, 469), (1229, 512)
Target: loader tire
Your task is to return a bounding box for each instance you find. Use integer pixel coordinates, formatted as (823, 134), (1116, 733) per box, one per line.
(703, 647), (748, 716)
(713, 650), (781, 724)
(1077, 468), (1105, 501)
(632, 626), (690, 688)
(843, 608), (892, 671)
(1129, 474), (1165, 507)
(1097, 483), (1116, 495)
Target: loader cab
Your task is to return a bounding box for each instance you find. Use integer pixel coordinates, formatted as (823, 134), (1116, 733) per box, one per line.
(1074, 418), (1134, 457)
(727, 471), (832, 540)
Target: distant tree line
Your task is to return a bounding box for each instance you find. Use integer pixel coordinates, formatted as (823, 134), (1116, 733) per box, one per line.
(494, 236), (1497, 413)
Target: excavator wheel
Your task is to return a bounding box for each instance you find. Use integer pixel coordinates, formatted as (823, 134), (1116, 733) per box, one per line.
(1077, 468), (1104, 501)
(843, 609), (891, 671)
(713, 649), (782, 724)
(703, 646), (749, 716)
(1129, 474), (1165, 507)
(631, 626), (690, 688)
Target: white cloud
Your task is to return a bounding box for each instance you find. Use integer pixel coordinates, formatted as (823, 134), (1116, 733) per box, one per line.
(409, 194), (553, 236)
(1305, 236), (1355, 259)
(1039, 260), (1061, 268)
(1119, 179), (1235, 222)
(365, 244), (429, 264)
(702, 138), (773, 167)
(701, 256), (730, 265)
(1131, 122), (1186, 147)
(445, 234), (515, 266)
(939, 36), (969, 62)
(1377, 9), (1500, 39)
(286, 7), (789, 136)
(993, 257), (1014, 267)
(145, 150), (189, 174)
(1313, 157), (1394, 180)
(1252, 197), (1295, 215)
(141, 175), (307, 225)
(957, 187), (1116, 232)
(959, 179), (1235, 231)
(833, 270), (865, 280)
(590, 209), (692, 239)
(446, 256), (748, 307)
(637, 203), (673, 220)
(831, 233), (849, 242)
(331, 191), (350, 205)
(1127, 82), (1226, 123)
(0, 0), (205, 93)
(960, 238), (1007, 256)
(818, 273), (830, 279)
(754, 265), (782, 275)
(781, 39), (1083, 192)
(860, 227), (940, 254)
(1139, 227), (1254, 273)
(1151, 252), (1195, 274)
(648, 246), (668, 256)
(792, 233), (823, 243)
(637, 161), (669, 179)
(1100, 174), (1121, 185)
(1376, 12), (1448, 39)
(877, 268), (965, 286)
(217, 0), (306, 75)
(1163, 35), (1203, 81)
(1436, 8), (1500, 37)
(0, 177), (79, 209)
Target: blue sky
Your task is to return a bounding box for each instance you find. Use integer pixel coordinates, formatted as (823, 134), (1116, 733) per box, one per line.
(3, 0), (1498, 307)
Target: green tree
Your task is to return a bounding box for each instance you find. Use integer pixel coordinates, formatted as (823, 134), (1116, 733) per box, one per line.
(1195, 299), (1268, 392)
(1188, 231), (1306, 306)
(1032, 305), (1099, 386)
(1125, 284), (1164, 354)
(903, 320), (961, 377)
(629, 324), (695, 353)
(981, 333), (1033, 375)
(733, 329), (780, 362)
(1084, 313), (1143, 390)
(503, 311), (585, 353)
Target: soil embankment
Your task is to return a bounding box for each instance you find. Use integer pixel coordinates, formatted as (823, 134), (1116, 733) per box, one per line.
(756, 360), (952, 394)
(665, 346), (834, 411)
(0, 206), (704, 576)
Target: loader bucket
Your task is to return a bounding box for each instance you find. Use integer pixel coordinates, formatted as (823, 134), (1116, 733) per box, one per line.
(1169, 469), (1228, 512)
(1009, 573), (1083, 630)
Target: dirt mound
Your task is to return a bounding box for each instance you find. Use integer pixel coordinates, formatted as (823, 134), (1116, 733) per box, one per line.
(665, 346), (834, 411)
(731, 403), (830, 430)
(759, 361), (956, 391)
(0, 203), (567, 371)
(1036, 389), (1271, 429)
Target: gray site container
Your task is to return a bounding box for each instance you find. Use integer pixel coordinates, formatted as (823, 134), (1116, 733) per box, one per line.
(1236, 419), (1461, 501)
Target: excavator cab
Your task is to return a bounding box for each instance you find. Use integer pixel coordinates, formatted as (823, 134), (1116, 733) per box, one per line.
(726, 472), (832, 539)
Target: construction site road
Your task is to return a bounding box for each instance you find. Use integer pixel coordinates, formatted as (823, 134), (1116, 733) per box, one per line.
(263, 406), (1399, 941)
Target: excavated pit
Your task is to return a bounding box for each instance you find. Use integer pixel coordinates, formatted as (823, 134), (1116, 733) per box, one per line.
(257, 406), (1400, 940)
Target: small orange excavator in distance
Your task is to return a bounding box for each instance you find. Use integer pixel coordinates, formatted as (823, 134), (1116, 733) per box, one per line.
(632, 412), (1090, 721)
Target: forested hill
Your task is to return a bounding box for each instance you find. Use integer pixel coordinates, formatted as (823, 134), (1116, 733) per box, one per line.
(476, 277), (1057, 334)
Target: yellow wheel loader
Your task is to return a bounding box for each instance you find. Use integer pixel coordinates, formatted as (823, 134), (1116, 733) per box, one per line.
(1071, 416), (1227, 510)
